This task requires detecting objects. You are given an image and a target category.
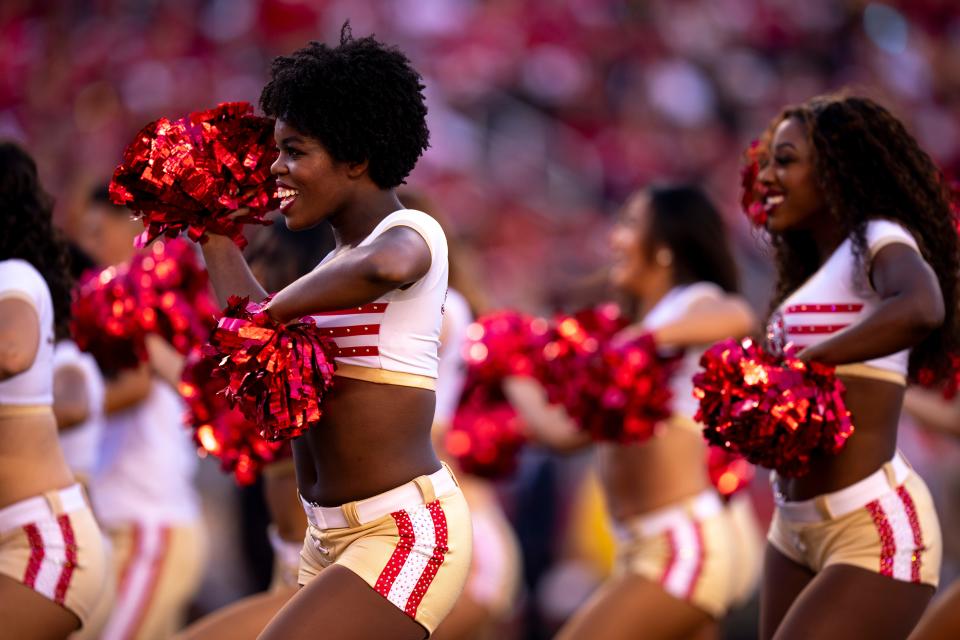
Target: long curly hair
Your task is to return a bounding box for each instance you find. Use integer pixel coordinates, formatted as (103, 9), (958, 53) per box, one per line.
(762, 95), (959, 380)
(0, 142), (73, 340)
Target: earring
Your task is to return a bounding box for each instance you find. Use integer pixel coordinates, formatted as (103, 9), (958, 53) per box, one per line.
(655, 248), (673, 267)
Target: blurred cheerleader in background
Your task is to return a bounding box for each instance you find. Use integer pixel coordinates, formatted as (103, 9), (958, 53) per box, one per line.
(752, 95), (958, 640)
(77, 186), (207, 640)
(401, 190), (523, 640)
(0, 142), (107, 639)
(506, 184), (758, 639)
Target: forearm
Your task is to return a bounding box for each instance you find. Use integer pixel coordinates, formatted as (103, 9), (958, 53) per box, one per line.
(652, 299), (755, 348)
(266, 248), (402, 323)
(903, 387), (960, 438)
(104, 365), (152, 413)
(800, 296), (938, 365)
(145, 334), (186, 390)
(200, 234), (268, 306)
(503, 376), (591, 452)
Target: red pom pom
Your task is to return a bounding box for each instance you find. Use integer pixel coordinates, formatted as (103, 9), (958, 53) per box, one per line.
(180, 348), (288, 485)
(565, 332), (674, 443)
(446, 387), (527, 479)
(536, 304), (629, 419)
(740, 140), (770, 228)
(707, 446), (755, 498)
(110, 102), (279, 249)
(205, 296), (337, 441)
(71, 239), (218, 372)
(462, 310), (552, 382)
(694, 338), (853, 478)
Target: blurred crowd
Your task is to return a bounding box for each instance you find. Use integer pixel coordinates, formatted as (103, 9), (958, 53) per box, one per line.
(4, 1), (960, 638)
(4, 0), (960, 311)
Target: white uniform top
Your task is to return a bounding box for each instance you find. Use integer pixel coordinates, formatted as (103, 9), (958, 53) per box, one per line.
(642, 282), (726, 422)
(311, 209), (449, 387)
(434, 288), (472, 427)
(91, 380), (200, 526)
(0, 259), (55, 406)
(768, 219), (921, 380)
(54, 340), (105, 477)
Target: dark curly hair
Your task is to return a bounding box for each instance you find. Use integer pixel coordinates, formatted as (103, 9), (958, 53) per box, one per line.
(0, 142), (73, 340)
(761, 94), (960, 380)
(259, 23), (429, 189)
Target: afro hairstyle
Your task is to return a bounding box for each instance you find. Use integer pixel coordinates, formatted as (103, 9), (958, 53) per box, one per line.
(259, 23), (430, 189)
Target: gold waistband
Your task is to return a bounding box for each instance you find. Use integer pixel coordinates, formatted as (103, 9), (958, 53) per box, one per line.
(834, 363), (906, 386)
(0, 404), (54, 417)
(334, 364), (437, 391)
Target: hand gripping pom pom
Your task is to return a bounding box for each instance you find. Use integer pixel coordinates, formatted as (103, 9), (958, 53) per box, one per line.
(70, 239), (218, 373)
(110, 102), (280, 248)
(180, 348), (288, 485)
(205, 297), (337, 441)
(693, 338), (854, 478)
(446, 386), (527, 479)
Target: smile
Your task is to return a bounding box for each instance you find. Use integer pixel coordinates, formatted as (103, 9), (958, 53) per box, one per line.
(277, 186), (299, 211)
(764, 194), (784, 211)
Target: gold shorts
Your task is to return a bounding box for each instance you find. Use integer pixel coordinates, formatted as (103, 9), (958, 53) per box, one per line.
(299, 465), (472, 635)
(0, 484), (106, 627)
(101, 520), (208, 640)
(768, 454), (941, 587)
(613, 489), (737, 618)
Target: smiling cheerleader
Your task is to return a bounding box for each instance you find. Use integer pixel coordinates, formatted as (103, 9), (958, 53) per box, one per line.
(747, 94), (959, 640)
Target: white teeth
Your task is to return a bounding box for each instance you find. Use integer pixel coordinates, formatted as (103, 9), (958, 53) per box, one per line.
(766, 194), (784, 206)
(276, 187), (299, 199)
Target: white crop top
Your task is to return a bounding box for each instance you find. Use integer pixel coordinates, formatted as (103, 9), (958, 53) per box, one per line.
(434, 288), (472, 427)
(54, 340), (105, 477)
(311, 209), (449, 390)
(642, 282), (725, 430)
(0, 259), (56, 407)
(767, 219), (921, 384)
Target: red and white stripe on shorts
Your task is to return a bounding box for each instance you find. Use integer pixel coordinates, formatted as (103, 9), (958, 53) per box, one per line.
(101, 523), (171, 640)
(22, 514), (78, 604)
(865, 486), (925, 583)
(374, 500), (449, 619)
(659, 519), (706, 601)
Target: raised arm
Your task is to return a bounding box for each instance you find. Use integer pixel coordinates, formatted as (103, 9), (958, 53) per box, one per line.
(201, 234), (269, 307)
(0, 298), (40, 381)
(266, 226), (430, 323)
(799, 244), (944, 365)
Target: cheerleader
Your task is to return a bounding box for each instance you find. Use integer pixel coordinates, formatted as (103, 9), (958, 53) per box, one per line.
(753, 95), (958, 639)
(175, 222), (335, 640)
(506, 185), (757, 639)
(199, 27), (469, 639)
(402, 189), (522, 640)
(0, 142), (107, 637)
(79, 186), (207, 640)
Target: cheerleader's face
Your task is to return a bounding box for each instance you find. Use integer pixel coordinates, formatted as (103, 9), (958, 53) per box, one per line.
(80, 202), (140, 266)
(758, 117), (826, 233)
(609, 192), (664, 295)
(270, 120), (357, 231)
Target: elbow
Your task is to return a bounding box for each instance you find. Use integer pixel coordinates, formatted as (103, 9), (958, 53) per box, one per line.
(910, 295), (945, 336)
(366, 255), (413, 287)
(0, 349), (33, 380)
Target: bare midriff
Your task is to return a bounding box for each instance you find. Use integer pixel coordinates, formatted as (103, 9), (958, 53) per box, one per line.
(0, 412), (75, 508)
(294, 376), (441, 507)
(776, 374), (904, 501)
(597, 426), (712, 523)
